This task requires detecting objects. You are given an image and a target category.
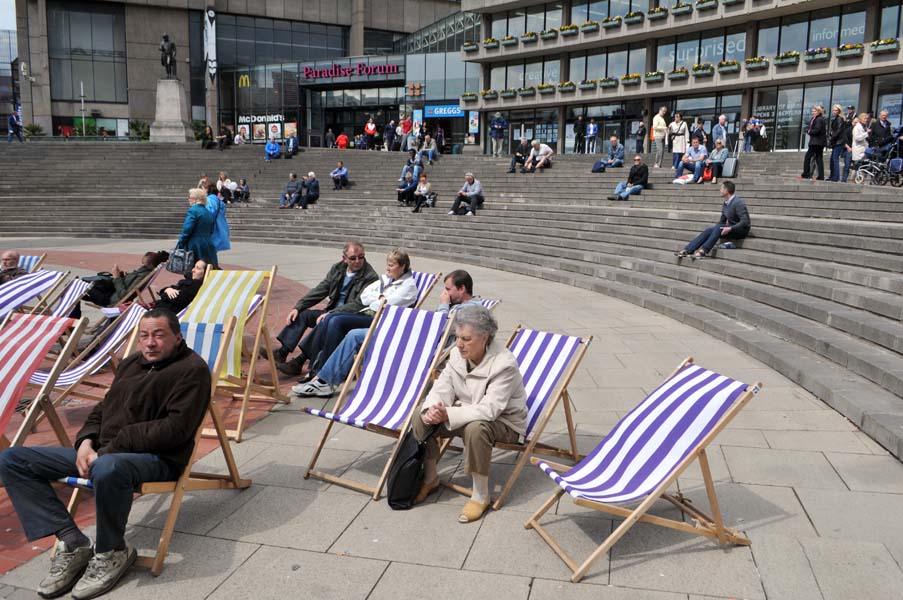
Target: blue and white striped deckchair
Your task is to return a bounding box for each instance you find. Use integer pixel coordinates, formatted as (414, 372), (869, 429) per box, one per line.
(0, 270), (66, 320)
(304, 303), (453, 499)
(48, 279), (93, 317)
(526, 358), (762, 583)
(17, 254), (46, 273)
(411, 270), (441, 309)
(60, 315), (250, 577)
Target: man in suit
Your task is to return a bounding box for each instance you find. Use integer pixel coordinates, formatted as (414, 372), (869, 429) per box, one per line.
(870, 110), (894, 150)
(676, 181), (750, 259)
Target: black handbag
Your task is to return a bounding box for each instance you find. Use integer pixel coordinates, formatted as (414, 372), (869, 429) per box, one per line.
(166, 248), (194, 274)
(386, 426), (437, 510)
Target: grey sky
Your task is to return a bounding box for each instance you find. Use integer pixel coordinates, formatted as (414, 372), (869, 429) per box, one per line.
(0, 1), (15, 31)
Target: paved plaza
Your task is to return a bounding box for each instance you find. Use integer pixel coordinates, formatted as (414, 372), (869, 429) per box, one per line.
(2, 238), (903, 600)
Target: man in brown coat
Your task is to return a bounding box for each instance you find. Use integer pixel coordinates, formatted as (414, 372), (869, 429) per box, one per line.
(0, 250), (27, 284)
(0, 308), (210, 599)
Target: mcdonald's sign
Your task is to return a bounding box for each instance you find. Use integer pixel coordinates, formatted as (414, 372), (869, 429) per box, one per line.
(237, 74), (250, 87)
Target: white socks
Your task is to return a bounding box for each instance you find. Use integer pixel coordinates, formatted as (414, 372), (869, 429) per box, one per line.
(471, 473), (490, 504)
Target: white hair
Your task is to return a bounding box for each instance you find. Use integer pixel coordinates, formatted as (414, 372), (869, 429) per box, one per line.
(455, 305), (498, 344)
(308, 171), (315, 178)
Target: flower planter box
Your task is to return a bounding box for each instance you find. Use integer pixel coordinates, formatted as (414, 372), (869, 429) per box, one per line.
(692, 68), (715, 77)
(717, 64), (741, 74)
(624, 15), (644, 24)
(518, 88), (536, 96)
(599, 79), (619, 88)
(461, 96), (477, 103)
(745, 60), (769, 71)
(501, 38), (518, 47)
(621, 78), (641, 86)
(483, 41), (499, 49)
(803, 52), (831, 63)
(602, 20), (622, 29)
(463, 45), (478, 52)
(500, 91), (517, 99)
(540, 31), (558, 40)
(672, 5), (694, 16)
(644, 73), (665, 82)
(560, 28), (579, 37)
(648, 10), (669, 20)
(481, 93), (498, 100)
(836, 47), (864, 58)
(721, 0), (744, 5)
(871, 41), (900, 54)
(696, 1), (718, 11)
(581, 24), (600, 33)
(521, 35), (538, 44)
(558, 85), (576, 93)
(537, 87), (556, 95)
(578, 82), (597, 90)
(774, 55), (800, 66)
(667, 71), (690, 80)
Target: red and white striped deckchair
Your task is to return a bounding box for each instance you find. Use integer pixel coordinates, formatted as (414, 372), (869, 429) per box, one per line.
(304, 302), (453, 499)
(411, 271), (441, 309)
(0, 270), (67, 319)
(0, 314), (88, 449)
(526, 358), (762, 582)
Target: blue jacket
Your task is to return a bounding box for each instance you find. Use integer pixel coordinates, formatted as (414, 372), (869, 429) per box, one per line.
(711, 123), (728, 146)
(286, 136), (298, 152)
(607, 143), (625, 162)
(265, 140), (280, 156)
(397, 179), (417, 193)
(305, 178), (320, 197)
(490, 117), (507, 139)
(178, 204), (218, 266)
(330, 166), (348, 178)
(206, 194), (231, 252)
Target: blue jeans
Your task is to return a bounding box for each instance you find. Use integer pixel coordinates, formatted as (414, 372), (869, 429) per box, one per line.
(677, 161), (704, 179)
(829, 145), (844, 182)
(684, 224), (747, 254)
(7, 129), (23, 142)
(400, 165), (422, 181)
(266, 150), (280, 161)
(318, 328), (368, 385)
(302, 312), (374, 370)
(743, 136), (753, 153)
(280, 191), (299, 207)
(0, 446), (178, 553)
(672, 152), (682, 169)
(614, 182), (643, 199)
(603, 158), (624, 168)
(841, 149), (852, 183)
(422, 149), (437, 162)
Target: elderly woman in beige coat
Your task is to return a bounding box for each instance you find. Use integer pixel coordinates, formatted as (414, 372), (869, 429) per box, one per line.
(412, 305), (527, 523)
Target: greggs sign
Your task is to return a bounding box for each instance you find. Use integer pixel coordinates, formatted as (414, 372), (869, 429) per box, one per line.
(302, 62), (400, 79)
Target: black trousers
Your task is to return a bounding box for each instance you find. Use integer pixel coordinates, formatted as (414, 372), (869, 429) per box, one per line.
(397, 188), (415, 204)
(275, 308), (326, 353)
(802, 144), (825, 179)
(452, 194), (483, 215)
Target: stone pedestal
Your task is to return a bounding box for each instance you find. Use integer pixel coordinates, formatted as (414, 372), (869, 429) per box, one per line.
(149, 79), (194, 143)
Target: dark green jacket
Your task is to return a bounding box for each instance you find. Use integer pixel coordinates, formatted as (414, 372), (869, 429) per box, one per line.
(294, 260), (378, 314)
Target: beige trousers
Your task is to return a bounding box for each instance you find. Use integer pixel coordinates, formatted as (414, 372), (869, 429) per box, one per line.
(413, 414), (520, 476)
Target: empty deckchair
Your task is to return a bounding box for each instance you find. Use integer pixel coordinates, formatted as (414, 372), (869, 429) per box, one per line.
(62, 316), (251, 576)
(525, 358), (762, 583)
(17, 254), (46, 273)
(0, 313), (88, 449)
(304, 303), (453, 499)
(440, 326), (590, 509)
(0, 270), (67, 319)
(411, 271), (442, 309)
(180, 267), (286, 442)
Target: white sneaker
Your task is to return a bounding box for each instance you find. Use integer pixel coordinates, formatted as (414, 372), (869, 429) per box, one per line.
(292, 378), (337, 397)
(447, 210), (455, 215)
(465, 211), (474, 216)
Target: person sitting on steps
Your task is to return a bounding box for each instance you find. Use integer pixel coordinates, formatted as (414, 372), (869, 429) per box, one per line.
(607, 155), (648, 201)
(330, 161), (349, 190)
(449, 173), (484, 216)
(522, 140), (554, 173)
(676, 181), (750, 259)
(396, 172), (417, 206)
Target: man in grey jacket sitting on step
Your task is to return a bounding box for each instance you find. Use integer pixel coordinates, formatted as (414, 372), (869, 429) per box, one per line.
(676, 181), (751, 259)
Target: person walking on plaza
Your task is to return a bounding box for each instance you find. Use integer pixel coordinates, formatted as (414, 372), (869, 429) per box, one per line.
(573, 115), (586, 154)
(364, 117), (377, 150)
(508, 137), (531, 173)
(676, 181), (750, 259)
(828, 104), (846, 182)
(7, 112), (23, 143)
(383, 119), (396, 151)
(800, 105), (826, 181)
(450, 172), (484, 216)
(335, 131), (349, 149)
(179, 188), (218, 267)
(635, 121), (646, 154)
(585, 118), (599, 154)
(607, 155), (649, 201)
(711, 114), (728, 149)
(489, 112), (507, 157)
(324, 128), (335, 148)
(668, 112), (689, 170)
(205, 183), (231, 257)
(652, 106), (668, 168)
(0, 309), (211, 600)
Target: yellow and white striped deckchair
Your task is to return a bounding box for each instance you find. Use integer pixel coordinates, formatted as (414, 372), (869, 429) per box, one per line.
(180, 266), (287, 441)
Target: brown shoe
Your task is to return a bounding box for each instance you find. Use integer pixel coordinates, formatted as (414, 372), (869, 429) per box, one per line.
(457, 499), (490, 523)
(414, 478), (439, 505)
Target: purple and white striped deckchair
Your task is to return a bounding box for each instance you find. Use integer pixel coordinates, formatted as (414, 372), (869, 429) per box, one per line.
(526, 358), (762, 583)
(411, 271), (441, 309)
(304, 303), (453, 499)
(18, 254), (46, 273)
(479, 298), (500, 311)
(48, 279), (93, 318)
(0, 270), (66, 319)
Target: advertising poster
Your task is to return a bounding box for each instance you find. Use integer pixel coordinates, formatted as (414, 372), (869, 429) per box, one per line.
(468, 111), (480, 135)
(284, 122), (298, 138)
(412, 109), (423, 130)
(252, 123), (267, 140)
(268, 122), (283, 139)
(237, 124), (250, 141)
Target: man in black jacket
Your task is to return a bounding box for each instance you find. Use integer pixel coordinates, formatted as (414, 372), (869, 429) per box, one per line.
(0, 309), (210, 600)
(801, 105), (827, 180)
(274, 241), (378, 375)
(573, 115), (587, 154)
(279, 173), (303, 209)
(828, 104), (846, 182)
(676, 181), (750, 259)
(607, 155), (649, 201)
(869, 109), (895, 150)
(507, 137), (530, 173)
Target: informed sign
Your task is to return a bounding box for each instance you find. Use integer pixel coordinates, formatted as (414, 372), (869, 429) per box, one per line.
(425, 105), (465, 118)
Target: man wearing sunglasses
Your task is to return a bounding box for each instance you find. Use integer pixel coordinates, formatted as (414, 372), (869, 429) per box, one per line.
(607, 155), (648, 201)
(269, 241), (378, 376)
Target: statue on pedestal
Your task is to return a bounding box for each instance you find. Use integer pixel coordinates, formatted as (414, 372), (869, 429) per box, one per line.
(160, 34), (177, 79)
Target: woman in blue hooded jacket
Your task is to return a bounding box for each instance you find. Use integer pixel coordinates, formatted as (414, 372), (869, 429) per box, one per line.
(178, 188), (218, 267)
(205, 183), (232, 254)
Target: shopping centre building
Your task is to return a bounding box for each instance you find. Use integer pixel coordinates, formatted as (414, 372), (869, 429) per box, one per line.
(11, 0), (903, 151)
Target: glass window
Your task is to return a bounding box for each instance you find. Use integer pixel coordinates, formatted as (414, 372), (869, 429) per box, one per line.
(627, 46), (646, 75)
(570, 55), (586, 82)
(446, 52), (467, 97)
(571, 3), (589, 24)
(657, 40), (675, 72)
(699, 32), (722, 64)
(780, 14), (808, 53)
(510, 9), (526, 35)
(879, 0), (901, 39)
(775, 85), (804, 150)
(607, 48), (627, 78)
(808, 9), (840, 48)
(361, 87), (379, 105)
(874, 73), (903, 126)
(524, 61), (543, 87)
(465, 62), (481, 92)
(544, 59), (561, 85)
(406, 53), (425, 85)
(491, 65), (506, 90)
(724, 30), (746, 63)
(840, 5), (867, 45)
(425, 52), (445, 99)
(753, 87), (777, 150)
(589, 0), (608, 21)
(610, 0), (631, 18)
(675, 37), (698, 70)
(587, 52), (606, 79)
(491, 15), (507, 39)
(507, 63), (525, 88)
(546, 4), (564, 29)
(526, 6), (544, 33)
(757, 20), (779, 57)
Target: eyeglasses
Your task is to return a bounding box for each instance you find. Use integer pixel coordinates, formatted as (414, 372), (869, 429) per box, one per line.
(344, 254), (366, 261)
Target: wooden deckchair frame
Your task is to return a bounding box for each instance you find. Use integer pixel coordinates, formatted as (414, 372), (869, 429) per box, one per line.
(413, 271), (442, 309)
(524, 357), (763, 583)
(304, 303), (455, 500)
(64, 316), (252, 576)
(18, 271), (70, 317)
(439, 325), (591, 510)
(196, 266), (288, 443)
(84, 264), (163, 334)
(1, 316), (89, 451)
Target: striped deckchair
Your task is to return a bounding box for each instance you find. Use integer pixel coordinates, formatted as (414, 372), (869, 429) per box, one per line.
(440, 326), (590, 509)
(304, 303), (454, 499)
(479, 298), (500, 311)
(411, 271), (441, 309)
(0, 314), (87, 449)
(181, 267), (286, 442)
(49, 279), (93, 317)
(525, 358), (762, 583)
(17, 254), (46, 273)
(0, 270), (67, 319)
(62, 316), (251, 576)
